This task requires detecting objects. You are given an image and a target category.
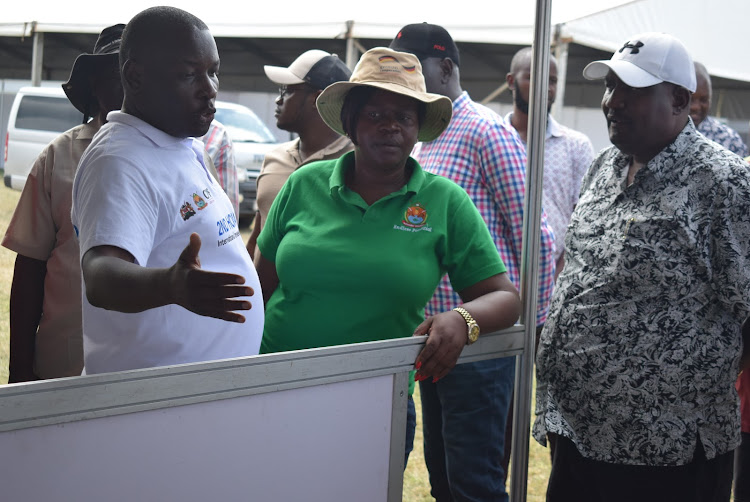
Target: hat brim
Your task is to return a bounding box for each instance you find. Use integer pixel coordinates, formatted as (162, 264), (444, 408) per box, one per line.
(583, 60), (663, 88)
(62, 52), (118, 116)
(264, 65), (306, 86)
(316, 80), (452, 142)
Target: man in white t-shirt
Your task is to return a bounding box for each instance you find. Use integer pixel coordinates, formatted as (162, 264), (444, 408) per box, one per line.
(71, 6), (263, 374)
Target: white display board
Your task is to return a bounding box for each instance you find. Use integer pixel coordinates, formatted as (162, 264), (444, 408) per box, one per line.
(0, 329), (524, 501)
(0, 376), (394, 502)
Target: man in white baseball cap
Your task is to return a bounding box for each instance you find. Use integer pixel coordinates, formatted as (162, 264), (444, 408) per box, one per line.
(246, 50), (352, 260)
(582, 32), (696, 91)
(535, 32), (750, 501)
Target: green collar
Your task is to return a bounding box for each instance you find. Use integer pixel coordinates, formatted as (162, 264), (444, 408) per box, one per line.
(329, 151), (427, 200)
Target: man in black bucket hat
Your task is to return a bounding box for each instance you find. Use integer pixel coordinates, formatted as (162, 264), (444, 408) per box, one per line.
(2, 24), (125, 382)
(63, 23), (125, 123)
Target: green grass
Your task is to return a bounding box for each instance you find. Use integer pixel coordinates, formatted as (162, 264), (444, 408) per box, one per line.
(0, 185), (20, 385)
(0, 184), (551, 500)
(404, 383), (551, 501)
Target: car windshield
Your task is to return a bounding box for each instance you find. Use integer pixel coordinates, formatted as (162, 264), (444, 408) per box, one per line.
(214, 106), (276, 144)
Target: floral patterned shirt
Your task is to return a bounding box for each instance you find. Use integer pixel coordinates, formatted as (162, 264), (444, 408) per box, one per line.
(534, 121), (750, 465)
(697, 116), (749, 158)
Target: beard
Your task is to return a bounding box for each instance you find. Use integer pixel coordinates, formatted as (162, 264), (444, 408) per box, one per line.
(513, 81), (554, 115)
(514, 81), (529, 115)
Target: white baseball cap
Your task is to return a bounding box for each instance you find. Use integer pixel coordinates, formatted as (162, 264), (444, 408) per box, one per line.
(264, 49), (351, 90)
(583, 32), (696, 92)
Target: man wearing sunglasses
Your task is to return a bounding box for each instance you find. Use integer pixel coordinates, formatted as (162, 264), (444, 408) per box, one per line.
(246, 50), (352, 260)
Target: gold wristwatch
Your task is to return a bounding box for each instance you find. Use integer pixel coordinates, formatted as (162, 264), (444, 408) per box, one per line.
(453, 307), (480, 345)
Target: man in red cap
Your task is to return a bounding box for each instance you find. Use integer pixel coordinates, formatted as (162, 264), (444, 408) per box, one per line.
(2, 24), (125, 382)
(391, 22), (556, 502)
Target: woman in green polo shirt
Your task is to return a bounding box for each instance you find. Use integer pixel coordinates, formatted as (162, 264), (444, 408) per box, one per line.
(255, 47), (521, 465)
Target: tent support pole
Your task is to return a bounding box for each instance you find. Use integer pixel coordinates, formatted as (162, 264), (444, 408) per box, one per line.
(344, 20), (358, 70)
(31, 27), (43, 87)
(552, 25), (570, 119)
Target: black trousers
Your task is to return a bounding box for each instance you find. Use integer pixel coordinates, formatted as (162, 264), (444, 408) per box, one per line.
(735, 432), (750, 501)
(547, 433), (734, 502)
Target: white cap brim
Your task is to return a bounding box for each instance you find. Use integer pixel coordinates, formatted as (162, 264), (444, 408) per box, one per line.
(263, 65), (306, 85)
(263, 49), (332, 86)
(583, 60), (663, 88)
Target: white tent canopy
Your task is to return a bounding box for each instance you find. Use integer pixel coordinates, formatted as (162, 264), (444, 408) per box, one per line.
(2, 0), (747, 86)
(561, 0), (750, 83)
(1, 0), (626, 41)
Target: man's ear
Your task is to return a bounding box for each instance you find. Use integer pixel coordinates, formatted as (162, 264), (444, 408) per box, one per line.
(673, 85), (691, 114)
(310, 89), (323, 110)
(439, 57), (456, 83)
(121, 59), (143, 94)
(506, 72), (515, 90)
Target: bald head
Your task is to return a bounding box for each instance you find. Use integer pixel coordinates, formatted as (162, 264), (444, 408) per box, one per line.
(509, 47), (557, 75)
(120, 6), (219, 138)
(690, 62), (712, 127)
(120, 6), (208, 70)
(506, 46), (558, 118)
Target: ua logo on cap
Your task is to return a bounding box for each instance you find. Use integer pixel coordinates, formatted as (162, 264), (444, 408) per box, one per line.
(619, 41), (644, 54)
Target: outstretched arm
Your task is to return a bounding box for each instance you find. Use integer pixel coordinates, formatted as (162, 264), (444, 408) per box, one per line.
(413, 273), (521, 381)
(81, 233), (253, 323)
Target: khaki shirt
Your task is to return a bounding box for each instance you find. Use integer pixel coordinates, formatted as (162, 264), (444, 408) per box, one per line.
(2, 118), (102, 378)
(254, 135), (352, 261)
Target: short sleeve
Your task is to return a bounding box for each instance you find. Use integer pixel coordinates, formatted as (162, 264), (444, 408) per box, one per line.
(73, 155), (159, 266)
(571, 135), (596, 207)
(442, 189), (507, 292)
(2, 147), (56, 260)
(711, 167), (750, 321)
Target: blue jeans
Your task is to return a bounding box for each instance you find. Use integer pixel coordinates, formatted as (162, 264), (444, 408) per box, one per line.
(405, 394), (416, 469)
(420, 357), (516, 502)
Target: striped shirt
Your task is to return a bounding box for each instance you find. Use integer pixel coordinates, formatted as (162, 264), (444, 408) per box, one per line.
(203, 120), (239, 216)
(414, 91), (555, 326)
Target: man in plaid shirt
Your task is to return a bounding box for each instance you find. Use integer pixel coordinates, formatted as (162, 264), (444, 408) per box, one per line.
(392, 23), (555, 502)
(202, 120), (239, 216)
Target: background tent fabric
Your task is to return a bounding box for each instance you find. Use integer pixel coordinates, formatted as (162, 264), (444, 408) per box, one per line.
(561, 0), (749, 83)
(559, 0), (750, 133)
(1, 0), (631, 38)
(0, 0), (748, 150)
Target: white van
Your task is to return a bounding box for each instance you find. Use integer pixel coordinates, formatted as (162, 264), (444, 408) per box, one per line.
(4, 86), (82, 190)
(213, 101), (278, 222)
(2, 89), (276, 224)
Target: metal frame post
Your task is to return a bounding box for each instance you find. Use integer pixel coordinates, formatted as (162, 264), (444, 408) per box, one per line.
(509, 0), (552, 499)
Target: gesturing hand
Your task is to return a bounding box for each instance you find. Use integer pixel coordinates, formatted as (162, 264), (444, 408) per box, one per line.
(169, 233), (254, 323)
(413, 310), (468, 382)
